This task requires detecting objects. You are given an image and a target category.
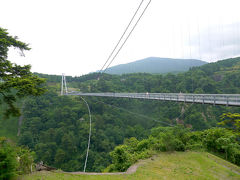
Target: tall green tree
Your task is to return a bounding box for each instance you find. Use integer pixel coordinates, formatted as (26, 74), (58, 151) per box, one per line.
(0, 27), (45, 117)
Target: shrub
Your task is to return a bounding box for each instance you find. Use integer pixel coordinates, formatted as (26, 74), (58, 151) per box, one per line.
(107, 126), (240, 172)
(109, 145), (134, 172)
(0, 137), (35, 179)
(173, 139), (185, 151)
(0, 137), (18, 180)
(17, 147), (35, 175)
(136, 139), (149, 151)
(233, 149), (240, 166)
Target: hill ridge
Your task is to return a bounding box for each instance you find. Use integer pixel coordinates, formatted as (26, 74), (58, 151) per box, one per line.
(104, 57), (207, 74)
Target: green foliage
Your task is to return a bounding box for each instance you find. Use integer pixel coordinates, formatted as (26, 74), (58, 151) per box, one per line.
(0, 137), (18, 180)
(109, 145), (134, 172)
(22, 152), (240, 180)
(0, 137), (34, 179)
(17, 89), (155, 172)
(202, 128), (240, 165)
(219, 113), (240, 132)
(0, 27), (46, 117)
(107, 125), (187, 172)
(107, 126), (240, 172)
(17, 147), (35, 175)
(0, 103), (19, 141)
(5, 57), (240, 172)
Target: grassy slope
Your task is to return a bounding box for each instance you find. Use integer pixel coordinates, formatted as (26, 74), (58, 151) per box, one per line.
(22, 152), (240, 180)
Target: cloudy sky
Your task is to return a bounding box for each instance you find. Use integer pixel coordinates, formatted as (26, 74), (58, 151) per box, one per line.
(1, 0), (240, 76)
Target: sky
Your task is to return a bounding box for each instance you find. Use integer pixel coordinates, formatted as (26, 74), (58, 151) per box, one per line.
(1, 0), (240, 76)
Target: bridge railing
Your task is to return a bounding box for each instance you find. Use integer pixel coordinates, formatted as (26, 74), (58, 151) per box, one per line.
(66, 92), (240, 106)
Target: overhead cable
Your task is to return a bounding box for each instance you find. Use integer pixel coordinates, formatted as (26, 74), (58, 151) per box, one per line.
(98, 0), (145, 75)
(100, 0), (152, 77)
(81, 97), (92, 172)
(96, 99), (175, 127)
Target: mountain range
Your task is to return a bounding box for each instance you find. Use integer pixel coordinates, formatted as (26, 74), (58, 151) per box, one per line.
(103, 57), (207, 74)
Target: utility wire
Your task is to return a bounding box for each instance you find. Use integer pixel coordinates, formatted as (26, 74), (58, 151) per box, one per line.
(62, 75), (91, 172)
(97, 100), (196, 127)
(176, 102), (194, 121)
(100, 0), (152, 76)
(197, 16), (201, 60)
(98, 0), (145, 75)
(96, 99), (175, 127)
(81, 97), (92, 172)
(207, 18), (212, 61)
(188, 21), (192, 59)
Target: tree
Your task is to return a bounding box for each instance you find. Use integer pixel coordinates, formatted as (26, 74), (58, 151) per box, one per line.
(0, 137), (18, 179)
(0, 27), (45, 117)
(0, 137), (35, 178)
(219, 113), (240, 133)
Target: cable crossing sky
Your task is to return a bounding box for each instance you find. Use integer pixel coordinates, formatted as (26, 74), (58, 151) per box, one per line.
(98, 0), (152, 79)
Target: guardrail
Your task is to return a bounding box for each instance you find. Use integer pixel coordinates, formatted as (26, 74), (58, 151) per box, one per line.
(65, 92), (240, 106)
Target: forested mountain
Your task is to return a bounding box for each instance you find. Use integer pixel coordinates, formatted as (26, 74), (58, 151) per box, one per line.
(101, 57), (207, 74)
(2, 57), (240, 172)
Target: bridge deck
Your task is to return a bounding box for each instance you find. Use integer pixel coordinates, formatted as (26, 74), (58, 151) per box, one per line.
(65, 92), (240, 106)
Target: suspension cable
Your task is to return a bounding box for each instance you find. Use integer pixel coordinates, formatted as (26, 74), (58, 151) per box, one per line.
(96, 99), (175, 127)
(81, 97), (92, 172)
(98, 0), (145, 75)
(197, 16), (201, 60)
(100, 0), (152, 76)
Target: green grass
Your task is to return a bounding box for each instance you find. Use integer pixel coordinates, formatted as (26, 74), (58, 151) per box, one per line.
(22, 151), (240, 180)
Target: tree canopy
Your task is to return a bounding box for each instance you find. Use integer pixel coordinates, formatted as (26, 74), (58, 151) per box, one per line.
(219, 113), (240, 133)
(0, 27), (45, 117)
(16, 57), (240, 172)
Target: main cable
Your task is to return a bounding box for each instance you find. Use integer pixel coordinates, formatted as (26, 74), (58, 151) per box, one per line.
(100, 0), (152, 76)
(98, 0), (145, 74)
(81, 97), (92, 172)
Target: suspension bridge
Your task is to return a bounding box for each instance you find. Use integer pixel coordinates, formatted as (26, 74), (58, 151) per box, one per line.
(59, 0), (240, 107)
(61, 74), (240, 107)
(66, 92), (240, 107)
(59, 0), (240, 172)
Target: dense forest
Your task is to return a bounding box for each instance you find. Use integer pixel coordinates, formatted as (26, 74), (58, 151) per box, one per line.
(9, 57), (239, 172)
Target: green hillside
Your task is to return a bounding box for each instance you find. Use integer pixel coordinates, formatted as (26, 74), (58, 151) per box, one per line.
(1, 57), (240, 173)
(103, 57), (207, 74)
(22, 152), (240, 180)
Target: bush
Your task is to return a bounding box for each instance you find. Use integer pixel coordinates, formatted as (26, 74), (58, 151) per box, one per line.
(107, 126), (240, 172)
(203, 128), (232, 151)
(137, 139), (149, 151)
(109, 145), (134, 172)
(151, 139), (166, 151)
(186, 143), (203, 151)
(0, 137), (18, 180)
(233, 149), (240, 166)
(17, 147), (35, 175)
(0, 137), (35, 179)
(202, 128), (240, 164)
(173, 139), (185, 151)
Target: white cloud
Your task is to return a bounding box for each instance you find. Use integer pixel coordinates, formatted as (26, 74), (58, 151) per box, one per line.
(2, 0), (240, 76)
